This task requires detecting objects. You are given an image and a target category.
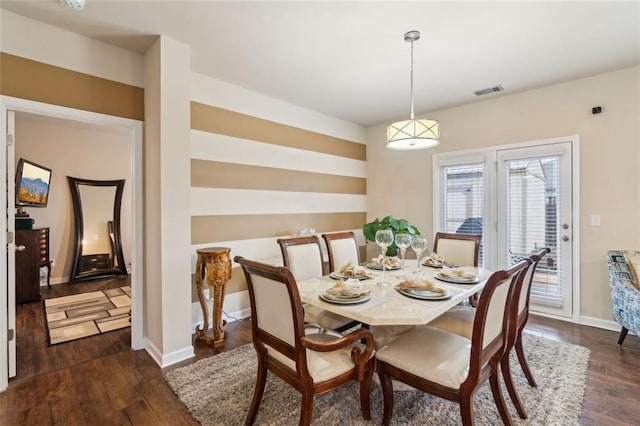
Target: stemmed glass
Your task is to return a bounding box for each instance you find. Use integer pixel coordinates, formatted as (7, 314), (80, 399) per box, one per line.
(375, 229), (394, 287)
(395, 233), (412, 278)
(411, 237), (428, 276)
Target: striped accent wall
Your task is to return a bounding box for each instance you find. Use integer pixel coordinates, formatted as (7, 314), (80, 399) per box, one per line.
(190, 102), (367, 298)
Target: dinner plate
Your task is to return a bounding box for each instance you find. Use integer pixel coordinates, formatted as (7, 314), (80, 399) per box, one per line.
(366, 262), (401, 271)
(394, 287), (451, 300)
(434, 272), (480, 284)
(421, 261), (444, 268)
(319, 291), (371, 305)
(330, 271), (372, 280)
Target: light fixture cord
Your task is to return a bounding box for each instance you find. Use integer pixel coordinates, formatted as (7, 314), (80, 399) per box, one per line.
(410, 37), (415, 120)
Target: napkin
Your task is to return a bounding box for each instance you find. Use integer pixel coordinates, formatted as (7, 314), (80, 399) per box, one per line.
(371, 255), (401, 268)
(439, 268), (476, 280)
(338, 262), (373, 278)
(422, 252), (445, 266)
(325, 278), (370, 297)
(396, 274), (445, 294)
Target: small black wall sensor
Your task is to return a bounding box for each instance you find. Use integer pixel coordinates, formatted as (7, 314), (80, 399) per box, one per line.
(592, 106), (602, 114)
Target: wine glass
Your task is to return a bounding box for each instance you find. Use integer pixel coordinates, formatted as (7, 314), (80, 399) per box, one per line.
(395, 233), (412, 278)
(411, 237), (428, 276)
(375, 229), (394, 286)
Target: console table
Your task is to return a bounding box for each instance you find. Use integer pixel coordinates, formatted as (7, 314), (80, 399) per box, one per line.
(194, 247), (232, 347)
(15, 227), (50, 303)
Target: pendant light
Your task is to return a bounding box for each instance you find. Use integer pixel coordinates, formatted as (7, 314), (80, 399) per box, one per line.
(386, 30), (439, 150)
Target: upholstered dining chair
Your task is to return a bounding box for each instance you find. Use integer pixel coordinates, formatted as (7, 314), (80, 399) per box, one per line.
(234, 256), (376, 426)
(375, 258), (530, 426)
(277, 235), (357, 332)
(433, 232), (482, 306)
(428, 248), (549, 419)
(322, 231), (360, 273)
(433, 232), (482, 268)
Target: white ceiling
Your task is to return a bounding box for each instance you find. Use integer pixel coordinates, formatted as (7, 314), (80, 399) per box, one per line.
(2, 1), (639, 127)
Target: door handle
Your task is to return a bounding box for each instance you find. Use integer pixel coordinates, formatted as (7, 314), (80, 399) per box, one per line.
(16, 245), (26, 251)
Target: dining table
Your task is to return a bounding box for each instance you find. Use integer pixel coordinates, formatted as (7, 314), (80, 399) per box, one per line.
(297, 263), (492, 327)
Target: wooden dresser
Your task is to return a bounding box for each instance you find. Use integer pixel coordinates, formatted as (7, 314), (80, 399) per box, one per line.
(15, 227), (50, 303)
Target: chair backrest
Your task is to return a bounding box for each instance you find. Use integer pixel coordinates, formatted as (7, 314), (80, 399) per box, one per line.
(517, 247), (551, 318)
(322, 231), (360, 273)
(277, 236), (324, 281)
(234, 256), (308, 370)
(466, 258), (530, 384)
(433, 232), (481, 267)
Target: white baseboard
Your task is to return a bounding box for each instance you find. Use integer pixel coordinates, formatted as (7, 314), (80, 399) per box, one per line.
(145, 338), (195, 368)
(580, 315), (632, 334)
(191, 306), (251, 332)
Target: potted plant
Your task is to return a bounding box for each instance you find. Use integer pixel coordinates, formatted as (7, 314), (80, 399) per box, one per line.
(362, 215), (421, 256)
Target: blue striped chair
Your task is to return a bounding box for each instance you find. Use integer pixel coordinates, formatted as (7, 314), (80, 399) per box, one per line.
(606, 250), (640, 345)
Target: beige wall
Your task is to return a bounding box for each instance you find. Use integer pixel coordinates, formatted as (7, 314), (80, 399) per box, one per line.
(15, 112), (133, 282)
(367, 65), (640, 323)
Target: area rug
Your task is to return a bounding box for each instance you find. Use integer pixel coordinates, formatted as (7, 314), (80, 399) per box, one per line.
(44, 286), (131, 345)
(165, 332), (590, 425)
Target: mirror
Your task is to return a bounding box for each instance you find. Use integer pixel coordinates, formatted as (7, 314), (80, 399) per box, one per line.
(68, 176), (127, 281)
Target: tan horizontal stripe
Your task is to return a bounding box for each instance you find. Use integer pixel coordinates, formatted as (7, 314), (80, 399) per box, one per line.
(191, 102), (365, 161)
(191, 159), (366, 194)
(0, 53), (144, 121)
(191, 212), (366, 245)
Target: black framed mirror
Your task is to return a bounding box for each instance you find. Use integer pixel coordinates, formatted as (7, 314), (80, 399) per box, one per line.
(68, 176), (127, 281)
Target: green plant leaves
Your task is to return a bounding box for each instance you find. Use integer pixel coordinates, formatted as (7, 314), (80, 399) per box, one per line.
(362, 215), (421, 256)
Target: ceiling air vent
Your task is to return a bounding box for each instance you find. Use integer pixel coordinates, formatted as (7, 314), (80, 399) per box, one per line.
(474, 85), (504, 96)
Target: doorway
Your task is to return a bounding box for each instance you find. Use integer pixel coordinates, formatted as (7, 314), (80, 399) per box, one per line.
(1, 96), (144, 392)
(433, 136), (580, 321)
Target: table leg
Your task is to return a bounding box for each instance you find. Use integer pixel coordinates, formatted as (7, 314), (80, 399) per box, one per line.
(194, 256), (211, 343)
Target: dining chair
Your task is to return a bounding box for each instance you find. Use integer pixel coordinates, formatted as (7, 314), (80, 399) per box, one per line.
(433, 232), (482, 306)
(277, 235), (358, 332)
(428, 248), (549, 419)
(432, 232), (482, 268)
(234, 256), (376, 426)
(322, 231), (360, 273)
(375, 258), (530, 426)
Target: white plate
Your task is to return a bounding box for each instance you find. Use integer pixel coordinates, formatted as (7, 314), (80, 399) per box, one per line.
(330, 271), (372, 280)
(421, 261), (444, 268)
(395, 287), (451, 300)
(319, 291), (371, 305)
(366, 262), (401, 271)
(434, 273), (479, 284)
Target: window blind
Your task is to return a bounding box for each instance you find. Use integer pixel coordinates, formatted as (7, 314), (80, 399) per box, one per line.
(504, 156), (563, 305)
(440, 163), (485, 267)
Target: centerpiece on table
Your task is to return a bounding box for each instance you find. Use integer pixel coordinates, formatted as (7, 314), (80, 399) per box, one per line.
(362, 215), (421, 256)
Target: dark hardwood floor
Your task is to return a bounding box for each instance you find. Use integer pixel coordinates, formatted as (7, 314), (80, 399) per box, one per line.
(1, 280), (638, 425)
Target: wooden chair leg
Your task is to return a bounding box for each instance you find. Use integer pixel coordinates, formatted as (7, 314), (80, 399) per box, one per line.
(514, 330), (537, 387)
(618, 327), (629, 345)
(359, 358), (374, 420)
(299, 388), (314, 426)
(501, 352), (527, 419)
(245, 355), (267, 425)
(377, 363), (394, 426)
(459, 388), (475, 426)
(490, 367), (513, 426)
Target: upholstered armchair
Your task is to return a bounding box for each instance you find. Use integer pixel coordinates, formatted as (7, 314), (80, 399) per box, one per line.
(606, 250), (640, 345)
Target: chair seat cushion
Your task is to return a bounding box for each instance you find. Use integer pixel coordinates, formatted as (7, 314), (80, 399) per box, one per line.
(428, 306), (475, 339)
(376, 326), (471, 388)
(267, 332), (369, 383)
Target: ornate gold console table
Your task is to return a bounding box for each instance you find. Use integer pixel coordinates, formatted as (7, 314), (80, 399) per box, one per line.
(194, 247), (232, 347)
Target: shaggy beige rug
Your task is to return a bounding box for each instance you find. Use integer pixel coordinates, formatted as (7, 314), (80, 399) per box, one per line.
(165, 332), (589, 425)
(44, 286), (131, 345)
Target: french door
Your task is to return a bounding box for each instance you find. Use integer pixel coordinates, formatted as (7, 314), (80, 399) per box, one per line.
(497, 142), (574, 317)
(435, 138), (577, 319)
